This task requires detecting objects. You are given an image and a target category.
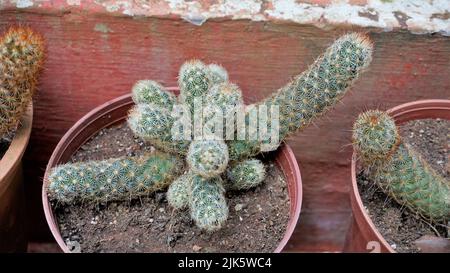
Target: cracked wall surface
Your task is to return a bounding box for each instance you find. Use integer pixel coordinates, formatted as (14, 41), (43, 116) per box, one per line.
(1, 0), (449, 35)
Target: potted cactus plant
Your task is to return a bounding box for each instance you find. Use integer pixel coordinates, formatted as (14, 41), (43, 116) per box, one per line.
(0, 26), (44, 252)
(346, 100), (450, 253)
(43, 32), (373, 253)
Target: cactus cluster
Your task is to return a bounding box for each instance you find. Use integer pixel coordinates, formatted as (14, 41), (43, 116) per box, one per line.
(0, 26), (44, 138)
(48, 32), (372, 232)
(353, 110), (450, 221)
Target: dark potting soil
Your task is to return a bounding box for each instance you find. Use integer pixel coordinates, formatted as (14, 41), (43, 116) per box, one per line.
(0, 140), (9, 160)
(53, 123), (290, 253)
(358, 118), (450, 253)
(0, 132), (14, 160)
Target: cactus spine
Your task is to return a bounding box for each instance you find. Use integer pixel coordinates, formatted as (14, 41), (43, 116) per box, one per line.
(189, 175), (228, 231)
(47, 152), (184, 204)
(353, 110), (450, 221)
(226, 159), (266, 191)
(228, 33), (373, 161)
(0, 26), (44, 138)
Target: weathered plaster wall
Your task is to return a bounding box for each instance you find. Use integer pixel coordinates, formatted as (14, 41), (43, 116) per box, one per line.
(0, 0), (449, 35)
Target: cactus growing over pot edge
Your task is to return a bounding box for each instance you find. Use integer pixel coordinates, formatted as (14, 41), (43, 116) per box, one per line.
(0, 26), (44, 138)
(47, 152), (184, 204)
(353, 110), (450, 221)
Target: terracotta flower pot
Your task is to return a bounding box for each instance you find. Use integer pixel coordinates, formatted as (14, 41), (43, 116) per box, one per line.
(0, 104), (33, 252)
(344, 99), (450, 253)
(42, 92), (303, 253)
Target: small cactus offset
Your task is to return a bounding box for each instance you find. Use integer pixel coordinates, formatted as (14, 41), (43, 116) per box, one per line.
(47, 152), (184, 204)
(226, 159), (266, 191)
(167, 172), (192, 210)
(132, 80), (176, 110)
(353, 110), (450, 221)
(228, 33), (373, 161)
(0, 26), (44, 138)
(190, 175), (229, 231)
(187, 140), (229, 178)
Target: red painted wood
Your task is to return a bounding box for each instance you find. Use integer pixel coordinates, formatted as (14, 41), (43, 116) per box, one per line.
(0, 9), (448, 252)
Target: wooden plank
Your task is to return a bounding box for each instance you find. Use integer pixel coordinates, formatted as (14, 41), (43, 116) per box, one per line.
(0, 10), (448, 251)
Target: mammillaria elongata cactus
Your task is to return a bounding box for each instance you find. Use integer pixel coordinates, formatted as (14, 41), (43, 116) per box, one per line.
(48, 32), (373, 232)
(0, 26), (44, 138)
(228, 33), (373, 161)
(353, 110), (450, 221)
(47, 152), (184, 204)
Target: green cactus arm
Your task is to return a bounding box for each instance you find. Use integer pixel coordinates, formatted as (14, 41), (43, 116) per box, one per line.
(0, 26), (44, 138)
(187, 140), (229, 178)
(226, 159), (266, 191)
(47, 152), (184, 204)
(128, 103), (190, 154)
(207, 63), (229, 85)
(132, 80), (176, 110)
(178, 60), (211, 112)
(167, 172), (192, 210)
(353, 110), (450, 221)
(227, 33), (373, 161)
(189, 175), (228, 231)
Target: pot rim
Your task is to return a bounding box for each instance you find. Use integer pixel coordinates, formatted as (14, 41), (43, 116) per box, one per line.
(350, 99), (450, 253)
(42, 92), (303, 253)
(0, 104), (33, 191)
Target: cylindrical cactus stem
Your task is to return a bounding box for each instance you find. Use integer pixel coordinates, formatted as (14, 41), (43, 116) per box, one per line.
(167, 172), (193, 210)
(128, 103), (190, 154)
(204, 82), (244, 139)
(189, 175), (228, 231)
(178, 60), (211, 112)
(207, 63), (229, 85)
(0, 26), (44, 138)
(132, 80), (176, 110)
(187, 139), (229, 178)
(227, 33), (373, 161)
(353, 110), (450, 221)
(226, 159), (266, 191)
(47, 152), (184, 204)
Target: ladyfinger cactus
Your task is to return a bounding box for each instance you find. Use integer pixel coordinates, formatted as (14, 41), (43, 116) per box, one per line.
(226, 159), (266, 191)
(128, 103), (190, 154)
(187, 140), (229, 178)
(228, 33), (373, 161)
(167, 172), (192, 210)
(178, 60), (211, 112)
(47, 152), (184, 204)
(353, 110), (450, 220)
(0, 26), (44, 137)
(132, 80), (176, 110)
(190, 175), (228, 231)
